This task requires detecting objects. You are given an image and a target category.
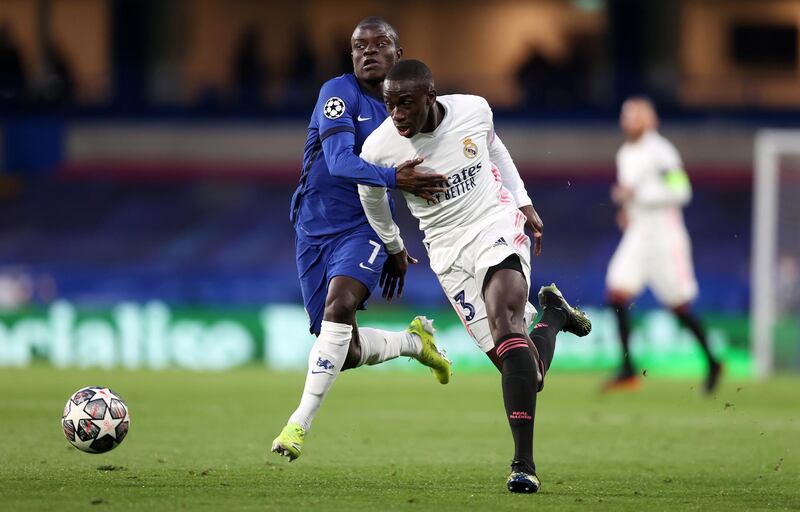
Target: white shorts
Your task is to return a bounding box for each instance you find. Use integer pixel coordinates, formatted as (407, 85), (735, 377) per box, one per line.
(435, 210), (538, 353)
(606, 217), (698, 307)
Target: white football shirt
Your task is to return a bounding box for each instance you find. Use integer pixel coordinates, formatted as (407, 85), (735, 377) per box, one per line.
(359, 94), (531, 274)
(617, 130), (691, 226)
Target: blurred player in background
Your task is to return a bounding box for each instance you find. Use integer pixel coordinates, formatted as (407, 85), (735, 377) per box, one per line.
(272, 18), (451, 462)
(603, 97), (722, 394)
(358, 60), (591, 494)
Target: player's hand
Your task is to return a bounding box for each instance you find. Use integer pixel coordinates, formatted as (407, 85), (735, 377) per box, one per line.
(395, 157), (448, 203)
(615, 209), (629, 230)
(380, 248), (418, 302)
(519, 204), (543, 256)
(611, 184), (633, 205)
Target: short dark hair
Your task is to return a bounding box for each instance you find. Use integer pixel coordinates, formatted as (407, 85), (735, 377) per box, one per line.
(354, 16), (399, 46)
(624, 95), (656, 112)
(386, 59), (433, 88)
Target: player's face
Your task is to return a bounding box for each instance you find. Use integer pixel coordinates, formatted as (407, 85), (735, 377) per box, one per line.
(383, 80), (435, 138)
(351, 25), (402, 84)
(620, 101), (656, 140)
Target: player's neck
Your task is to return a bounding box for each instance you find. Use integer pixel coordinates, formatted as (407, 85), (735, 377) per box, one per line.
(356, 77), (384, 101)
(627, 129), (648, 143)
(421, 102), (445, 134)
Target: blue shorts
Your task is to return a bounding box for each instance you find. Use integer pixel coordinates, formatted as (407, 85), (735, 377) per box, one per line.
(295, 226), (388, 335)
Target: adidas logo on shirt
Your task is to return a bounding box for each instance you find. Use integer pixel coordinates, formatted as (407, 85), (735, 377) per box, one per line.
(493, 237), (508, 247)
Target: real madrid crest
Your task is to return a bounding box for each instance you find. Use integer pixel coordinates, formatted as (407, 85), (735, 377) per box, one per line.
(463, 138), (478, 159)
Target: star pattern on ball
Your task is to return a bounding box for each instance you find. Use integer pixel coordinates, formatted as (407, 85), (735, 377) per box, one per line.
(95, 403), (125, 440)
(87, 388), (126, 437)
(91, 387), (124, 406)
(323, 97), (345, 119)
(64, 398), (92, 425)
(63, 386), (129, 453)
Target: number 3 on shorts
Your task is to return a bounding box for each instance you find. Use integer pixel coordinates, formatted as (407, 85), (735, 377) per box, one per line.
(453, 290), (475, 322)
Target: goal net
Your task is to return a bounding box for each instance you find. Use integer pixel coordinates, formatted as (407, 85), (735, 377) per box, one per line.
(752, 130), (800, 377)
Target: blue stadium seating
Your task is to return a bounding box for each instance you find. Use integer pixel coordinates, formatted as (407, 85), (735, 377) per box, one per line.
(0, 175), (750, 312)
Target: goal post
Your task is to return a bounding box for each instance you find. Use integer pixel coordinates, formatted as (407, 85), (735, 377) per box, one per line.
(752, 130), (800, 378)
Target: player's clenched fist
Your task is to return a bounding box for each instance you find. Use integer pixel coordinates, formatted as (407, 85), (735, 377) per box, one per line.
(380, 248), (418, 302)
(395, 157), (447, 202)
(611, 184), (634, 205)
(520, 204), (544, 256)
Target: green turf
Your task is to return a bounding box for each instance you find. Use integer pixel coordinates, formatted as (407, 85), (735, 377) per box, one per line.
(0, 366), (798, 511)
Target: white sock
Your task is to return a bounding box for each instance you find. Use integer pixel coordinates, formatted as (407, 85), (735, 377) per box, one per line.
(357, 327), (422, 366)
(288, 320), (352, 431)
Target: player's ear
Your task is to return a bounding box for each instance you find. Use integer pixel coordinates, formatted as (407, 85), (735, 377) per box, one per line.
(427, 88), (437, 106)
(395, 46), (403, 59)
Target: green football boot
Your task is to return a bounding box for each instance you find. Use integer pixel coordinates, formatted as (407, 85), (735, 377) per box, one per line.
(408, 316), (451, 384)
(537, 283), (592, 337)
(271, 423), (305, 461)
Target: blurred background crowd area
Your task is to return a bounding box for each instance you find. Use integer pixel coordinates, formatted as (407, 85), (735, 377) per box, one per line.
(0, 0), (798, 322)
(3, 0), (800, 113)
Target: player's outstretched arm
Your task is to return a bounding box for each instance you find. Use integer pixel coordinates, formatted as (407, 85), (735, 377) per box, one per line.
(394, 157), (447, 202)
(323, 131), (399, 187)
(323, 133), (447, 200)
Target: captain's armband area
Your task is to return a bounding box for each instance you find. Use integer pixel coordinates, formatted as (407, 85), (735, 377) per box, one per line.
(663, 168), (690, 191)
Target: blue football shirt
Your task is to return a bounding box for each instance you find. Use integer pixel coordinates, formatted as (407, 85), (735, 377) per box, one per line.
(290, 74), (396, 238)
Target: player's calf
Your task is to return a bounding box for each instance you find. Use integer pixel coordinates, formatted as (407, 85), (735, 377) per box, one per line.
(341, 331), (362, 371)
(528, 284), (590, 392)
(272, 320), (353, 461)
(537, 284), (592, 337)
(495, 333), (538, 478)
(348, 317), (450, 383)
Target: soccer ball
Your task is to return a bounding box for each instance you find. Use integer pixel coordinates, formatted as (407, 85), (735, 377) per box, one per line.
(62, 386), (130, 453)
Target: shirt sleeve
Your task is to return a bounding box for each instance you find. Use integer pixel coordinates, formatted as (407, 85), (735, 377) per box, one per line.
(315, 80), (397, 188)
(486, 103), (532, 207)
(321, 131), (397, 188)
(357, 184), (405, 254)
(616, 149), (633, 187)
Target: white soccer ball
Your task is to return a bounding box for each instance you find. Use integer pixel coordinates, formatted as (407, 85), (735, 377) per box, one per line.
(62, 386), (130, 453)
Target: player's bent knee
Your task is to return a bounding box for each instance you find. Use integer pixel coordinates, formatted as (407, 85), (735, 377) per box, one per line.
(487, 312), (521, 339)
(485, 276), (528, 337)
(324, 277), (367, 323)
(486, 303), (527, 338)
(488, 315), (528, 343)
(607, 289), (633, 307)
(323, 295), (359, 323)
(670, 302), (691, 316)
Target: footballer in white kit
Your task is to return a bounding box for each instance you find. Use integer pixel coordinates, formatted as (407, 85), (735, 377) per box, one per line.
(603, 97), (722, 394)
(360, 91), (537, 353)
(357, 59), (591, 494)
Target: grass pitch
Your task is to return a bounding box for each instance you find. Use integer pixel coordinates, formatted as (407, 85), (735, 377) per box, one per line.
(0, 366), (797, 511)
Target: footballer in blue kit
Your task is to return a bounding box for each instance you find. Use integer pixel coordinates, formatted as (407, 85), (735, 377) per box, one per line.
(290, 72), (396, 335)
(273, 17), (452, 463)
